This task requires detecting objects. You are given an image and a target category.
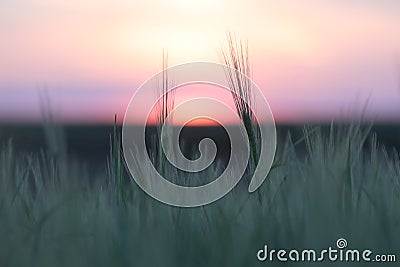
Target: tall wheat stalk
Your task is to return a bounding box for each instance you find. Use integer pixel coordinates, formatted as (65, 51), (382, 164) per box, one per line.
(221, 32), (260, 173)
(154, 49), (175, 175)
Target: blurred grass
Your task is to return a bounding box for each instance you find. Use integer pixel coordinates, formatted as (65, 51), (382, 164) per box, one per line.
(0, 122), (399, 267)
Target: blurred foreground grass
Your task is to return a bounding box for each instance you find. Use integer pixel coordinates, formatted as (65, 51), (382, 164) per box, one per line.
(0, 123), (399, 267)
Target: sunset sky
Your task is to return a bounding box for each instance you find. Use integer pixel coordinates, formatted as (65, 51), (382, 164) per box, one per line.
(1, 0), (400, 124)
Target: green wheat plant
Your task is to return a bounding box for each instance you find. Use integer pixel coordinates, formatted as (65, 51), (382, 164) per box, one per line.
(221, 32), (260, 176)
(152, 49), (175, 177)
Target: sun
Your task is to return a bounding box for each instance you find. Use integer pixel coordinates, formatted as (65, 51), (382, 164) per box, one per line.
(171, 0), (216, 11)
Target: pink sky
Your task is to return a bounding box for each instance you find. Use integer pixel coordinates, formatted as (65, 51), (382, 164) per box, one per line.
(1, 0), (400, 124)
